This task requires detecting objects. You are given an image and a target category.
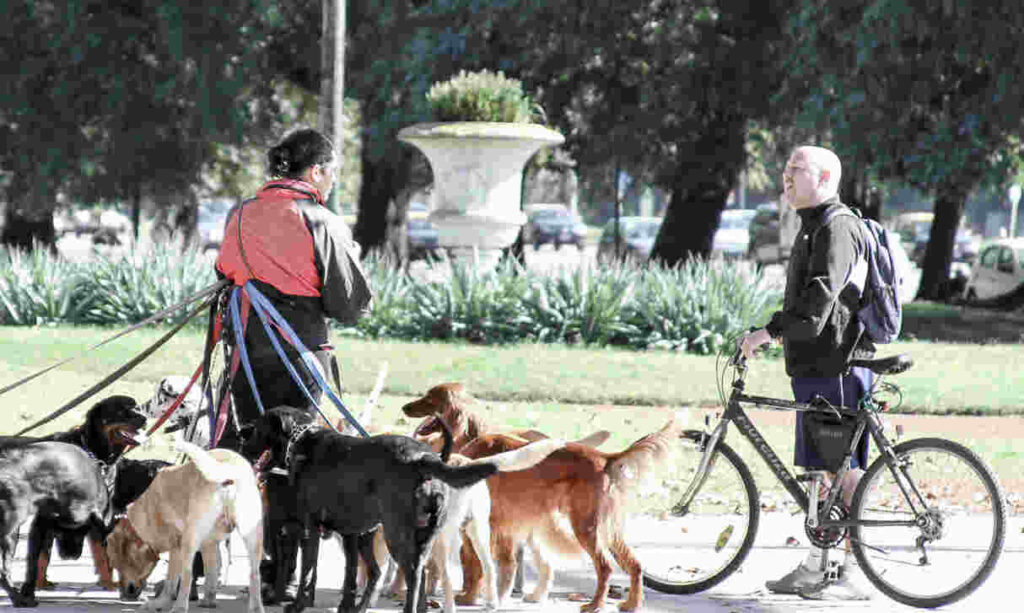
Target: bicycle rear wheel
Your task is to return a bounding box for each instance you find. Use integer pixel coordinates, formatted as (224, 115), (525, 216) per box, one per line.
(630, 431), (759, 594)
(850, 437), (1006, 608)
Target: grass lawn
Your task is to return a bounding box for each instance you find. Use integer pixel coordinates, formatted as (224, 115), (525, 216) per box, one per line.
(2, 324), (1020, 418)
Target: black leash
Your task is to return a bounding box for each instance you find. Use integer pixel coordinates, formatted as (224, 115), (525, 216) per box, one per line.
(0, 279), (230, 399)
(14, 293), (219, 436)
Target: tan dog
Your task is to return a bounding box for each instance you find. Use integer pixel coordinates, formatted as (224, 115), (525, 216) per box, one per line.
(105, 441), (265, 613)
(456, 418), (681, 612)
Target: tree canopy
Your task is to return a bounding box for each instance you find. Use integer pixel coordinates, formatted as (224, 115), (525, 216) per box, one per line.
(782, 0), (1024, 297)
(1, 0), (285, 246)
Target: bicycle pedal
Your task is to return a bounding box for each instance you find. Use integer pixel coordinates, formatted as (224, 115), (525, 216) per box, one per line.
(822, 560), (841, 582)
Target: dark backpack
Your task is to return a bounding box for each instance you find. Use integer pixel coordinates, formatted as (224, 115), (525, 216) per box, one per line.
(819, 207), (912, 344)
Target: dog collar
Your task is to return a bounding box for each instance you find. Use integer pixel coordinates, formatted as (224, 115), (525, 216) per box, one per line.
(284, 423), (317, 469)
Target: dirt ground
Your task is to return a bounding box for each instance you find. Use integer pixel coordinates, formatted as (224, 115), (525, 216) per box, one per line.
(902, 302), (1024, 343)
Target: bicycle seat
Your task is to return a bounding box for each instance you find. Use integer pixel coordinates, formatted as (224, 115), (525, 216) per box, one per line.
(849, 354), (913, 375)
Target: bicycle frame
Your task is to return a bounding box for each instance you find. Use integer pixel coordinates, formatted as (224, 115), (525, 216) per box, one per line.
(677, 366), (928, 534)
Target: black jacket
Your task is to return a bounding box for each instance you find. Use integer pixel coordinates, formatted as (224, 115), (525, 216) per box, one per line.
(765, 197), (874, 377)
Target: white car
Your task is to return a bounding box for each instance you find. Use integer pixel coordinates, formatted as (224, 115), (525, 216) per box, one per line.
(962, 238), (1024, 303)
(712, 209), (757, 258)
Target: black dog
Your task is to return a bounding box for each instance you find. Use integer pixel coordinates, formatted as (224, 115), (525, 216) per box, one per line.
(24, 395), (147, 597)
(0, 441), (112, 607)
(241, 407), (497, 613)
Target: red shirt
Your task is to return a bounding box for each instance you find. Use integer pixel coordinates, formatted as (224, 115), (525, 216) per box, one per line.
(216, 180), (326, 297)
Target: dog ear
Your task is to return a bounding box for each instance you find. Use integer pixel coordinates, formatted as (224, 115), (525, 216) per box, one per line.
(268, 410), (288, 436)
(238, 423), (255, 442)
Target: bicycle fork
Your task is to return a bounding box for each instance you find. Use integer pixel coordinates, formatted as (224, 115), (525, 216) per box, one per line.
(672, 420), (731, 516)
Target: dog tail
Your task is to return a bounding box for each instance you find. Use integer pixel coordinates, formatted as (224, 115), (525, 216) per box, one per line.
(605, 415), (682, 493)
(420, 457), (498, 489)
(461, 438), (565, 472)
(572, 429), (611, 448)
(174, 440), (233, 485)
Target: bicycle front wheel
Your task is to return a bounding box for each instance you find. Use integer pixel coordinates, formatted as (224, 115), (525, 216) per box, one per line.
(850, 437), (1006, 608)
(630, 431), (760, 594)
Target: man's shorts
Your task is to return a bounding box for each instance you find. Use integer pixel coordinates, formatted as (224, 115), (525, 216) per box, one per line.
(792, 366), (874, 470)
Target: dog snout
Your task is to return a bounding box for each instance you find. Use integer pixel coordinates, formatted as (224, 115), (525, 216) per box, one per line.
(120, 581), (144, 601)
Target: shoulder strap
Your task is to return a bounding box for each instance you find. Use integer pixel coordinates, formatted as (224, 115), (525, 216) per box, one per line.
(813, 206), (869, 297)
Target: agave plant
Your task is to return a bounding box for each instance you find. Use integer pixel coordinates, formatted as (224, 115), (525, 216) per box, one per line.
(404, 258), (531, 343)
(0, 243), (90, 325)
(81, 238), (216, 325)
(623, 258), (781, 354)
(522, 265), (636, 345)
(347, 254), (418, 339)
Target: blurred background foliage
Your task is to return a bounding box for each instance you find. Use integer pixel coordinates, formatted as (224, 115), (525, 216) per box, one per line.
(3, 0), (1024, 301)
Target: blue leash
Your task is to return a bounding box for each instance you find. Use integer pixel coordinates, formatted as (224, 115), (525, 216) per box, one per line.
(226, 283), (368, 438)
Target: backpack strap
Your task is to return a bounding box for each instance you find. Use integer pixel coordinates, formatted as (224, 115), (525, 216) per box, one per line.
(812, 205), (869, 299)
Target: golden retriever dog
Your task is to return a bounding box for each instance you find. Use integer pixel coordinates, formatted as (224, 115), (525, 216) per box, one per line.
(455, 418), (680, 612)
(423, 439), (567, 613)
(105, 441), (264, 613)
(402, 382), (610, 452)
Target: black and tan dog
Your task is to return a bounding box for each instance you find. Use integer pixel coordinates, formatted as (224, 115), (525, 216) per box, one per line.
(0, 440), (113, 607)
(241, 407), (500, 613)
(27, 395), (148, 595)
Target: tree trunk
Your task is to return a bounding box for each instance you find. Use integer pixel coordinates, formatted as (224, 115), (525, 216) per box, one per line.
(131, 185), (142, 241)
(916, 180), (968, 301)
(651, 118), (745, 266)
(1, 174), (57, 250)
(318, 0), (346, 214)
(385, 187), (411, 263)
(353, 152), (395, 257)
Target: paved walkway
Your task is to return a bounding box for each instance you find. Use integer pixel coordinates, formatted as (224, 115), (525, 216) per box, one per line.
(2, 512), (1020, 612)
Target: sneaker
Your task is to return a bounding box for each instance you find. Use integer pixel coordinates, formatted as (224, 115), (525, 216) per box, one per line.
(799, 565), (873, 601)
(765, 562), (825, 595)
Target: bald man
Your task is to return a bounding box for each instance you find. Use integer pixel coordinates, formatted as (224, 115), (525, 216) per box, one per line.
(740, 145), (874, 601)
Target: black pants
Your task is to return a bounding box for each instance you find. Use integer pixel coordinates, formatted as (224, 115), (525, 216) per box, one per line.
(216, 347), (330, 451)
(217, 345), (331, 593)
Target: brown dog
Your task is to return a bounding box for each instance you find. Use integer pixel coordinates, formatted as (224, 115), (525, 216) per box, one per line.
(402, 382), (610, 452)
(401, 382), (615, 605)
(456, 418), (680, 612)
(105, 441), (265, 613)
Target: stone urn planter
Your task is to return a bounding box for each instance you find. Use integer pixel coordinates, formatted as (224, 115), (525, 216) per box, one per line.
(398, 121), (564, 268)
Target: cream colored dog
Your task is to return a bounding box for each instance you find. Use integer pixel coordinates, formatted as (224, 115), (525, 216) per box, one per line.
(105, 441), (264, 613)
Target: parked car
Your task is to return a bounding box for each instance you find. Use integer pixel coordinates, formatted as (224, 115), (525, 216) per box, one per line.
(748, 202), (789, 265)
(596, 216), (662, 263)
(962, 237), (1024, 303)
(407, 217), (440, 260)
(889, 211), (980, 266)
(712, 209), (757, 258)
(197, 199), (235, 251)
(522, 206), (587, 250)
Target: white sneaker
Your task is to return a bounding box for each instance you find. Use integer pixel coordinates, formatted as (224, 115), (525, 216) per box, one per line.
(765, 562), (825, 595)
(799, 564), (873, 601)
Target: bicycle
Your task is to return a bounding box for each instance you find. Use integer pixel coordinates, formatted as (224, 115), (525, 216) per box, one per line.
(629, 346), (1006, 609)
